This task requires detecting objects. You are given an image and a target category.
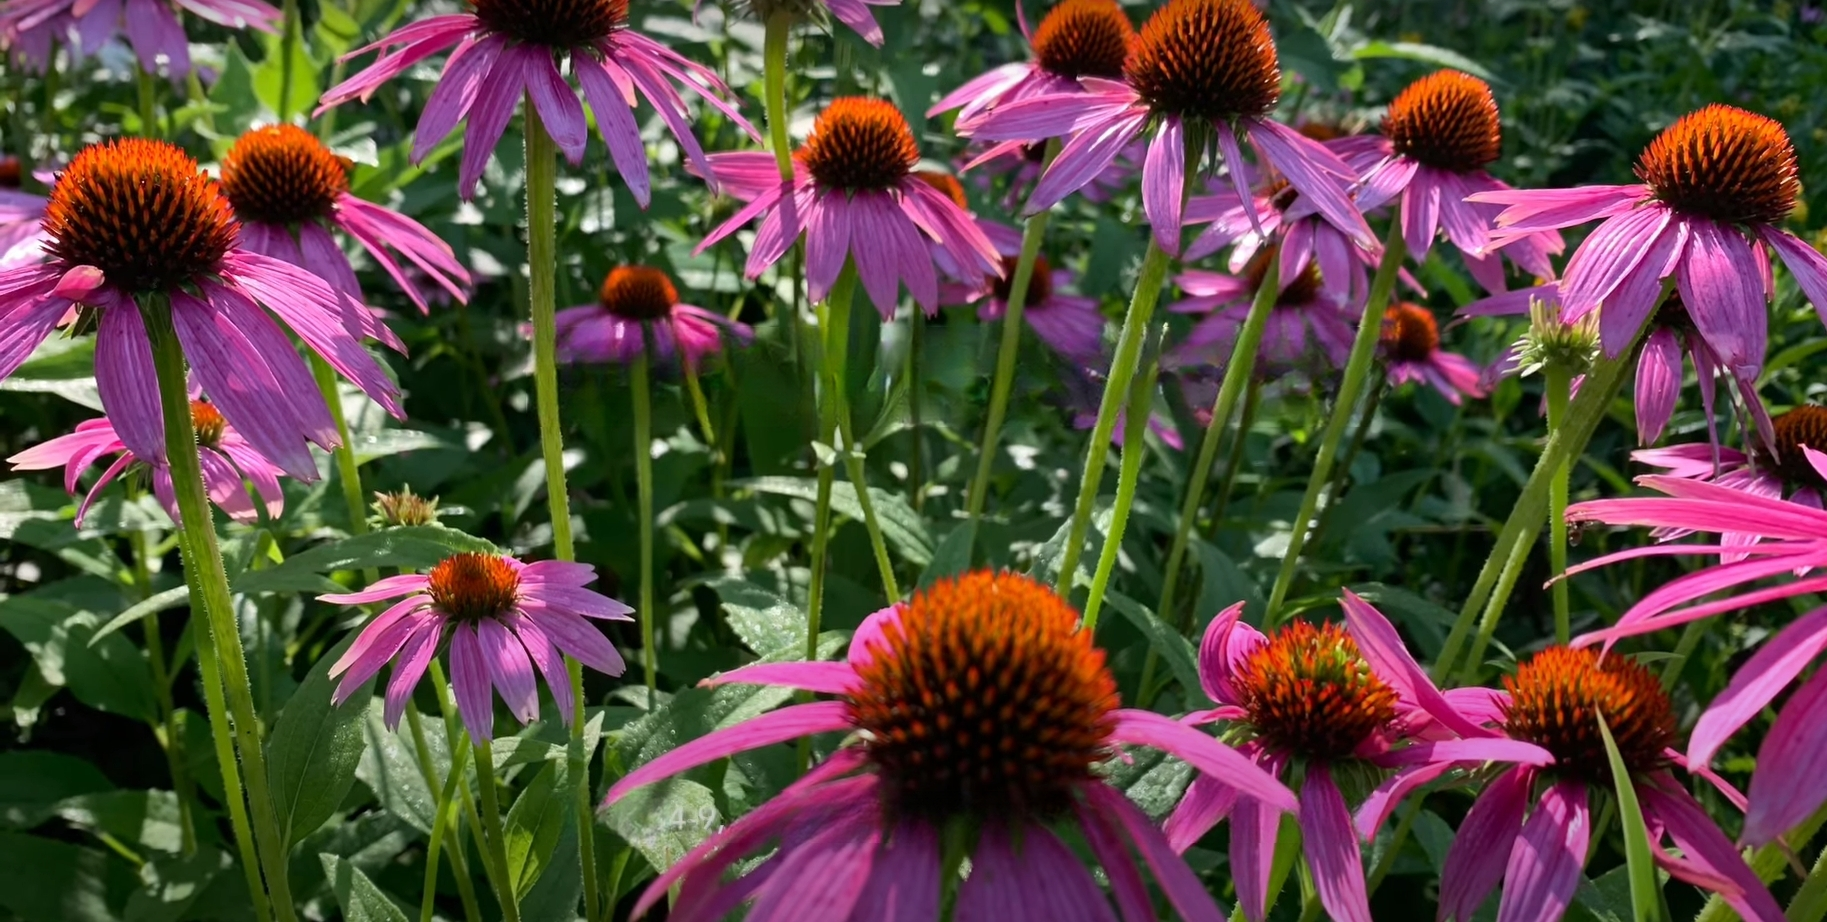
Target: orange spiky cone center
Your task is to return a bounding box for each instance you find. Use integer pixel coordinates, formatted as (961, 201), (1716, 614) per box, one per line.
(1383, 70), (1502, 173)
(1124, 0), (1280, 122)
(1031, 0), (1135, 80)
(472, 0), (626, 46)
(44, 138), (238, 294)
(797, 97), (921, 192)
(220, 125), (350, 226)
(1636, 104), (1800, 227)
(1502, 647), (1676, 783)
(1380, 302), (1440, 363)
(598, 266), (679, 321)
(427, 552), (522, 622)
(1231, 621), (1397, 761)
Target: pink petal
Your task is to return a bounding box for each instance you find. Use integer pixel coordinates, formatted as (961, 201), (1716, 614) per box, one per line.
(1074, 794), (1155, 922)
(320, 573), (431, 604)
(1679, 218), (1766, 376)
(604, 701), (856, 804)
(1163, 770), (1238, 854)
(1107, 709), (1297, 814)
(1440, 766), (1531, 922)
(1083, 782), (1225, 922)
(1642, 780), (1785, 920)
(383, 617), (445, 729)
(94, 297), (163, 464)
(1561, 205), (1672, 321)
(1142, 119), (1186, 254)
(700, 661), (863, 695)
(447, 621), (496, 740)
(1497, 781), (1589, 922)
(1300, 767), (1371, 922)
(1342, 590), (1492, 738)
(476, 617), (539, 725)
(1231, 790), (1281, 922)
(1635, 326), (1683, 444)
(954, 822), (1119, 922)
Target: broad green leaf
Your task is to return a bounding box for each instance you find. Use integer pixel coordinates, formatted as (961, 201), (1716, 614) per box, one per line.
(320, 853), (410, 922)
(233, 526), (497, 595)
(1597, 717), (1662, 922)
(0, 751), (113, 828)
(267, 634), (372, 846)
(0, 831), (131, 922)
(252, 31), (321, 122)
(739, 476), (933, 565)
(1108, 748), (1192, 819)
(503, 760), (569, 901)
(602, 777), (721, 873)
(88, 586), (189, 647)
(920, 522), (977, 587)
(1349, 41), (1495, 80)
(125, 848), (231, 922)
(705, 575), (805, 657)
(519, 806), (582, 922)
(1100, 590), (1214, 709)
(354, 700), (451, 834)
(0, 581), (157, 722)
(1194, 540), (1261, 623)
(53, 790), (185, 854)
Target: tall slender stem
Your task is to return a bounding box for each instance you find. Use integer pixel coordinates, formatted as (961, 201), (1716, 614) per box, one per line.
(472, 739), (522, 922)
(419, 741), (473, 922)
(762, 10), (794, 180)
(1156, 258), (1281, 629)
(310, 356), (375, 566)
(189, 607), (274, 922)
(1081, 326), (1161, 631)
(1055, 240), (1175, 595)
(907, 307), (924, 512)
(1204, 376), (1261, 546)
(816, 264), (901, 602)
(1264, 225), (1407, 626)
(136, 70), (158, 138)
(276, 0), (299, 122)
(631, 348), (657, 704)
(147, 304), (296, 922)
(1457, 526), (1534, 685)
(1307, 384), (1383, 553)
(1545, 364), (1573, 644)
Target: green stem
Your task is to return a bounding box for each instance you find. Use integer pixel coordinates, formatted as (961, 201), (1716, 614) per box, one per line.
(907, 306), (924, 513)
(1307, 384), (1383, 553)
(818, 264), (901, 602)
(128, 522), (197, 855)
(1156, 257), (1281, 631)
(1660, 618), (1709, 686)
(1545, 364), (1573, 644)
(682, 360), (718, 454)
(1265, 225), (1407, 626)
(964, 141), (1059, 524)
(310, 355), (376, 580)
(1458, 524), (1534, 685)
(136, 69), (158, 138)
(147, 304), (296, 922)
(1204, 376), (1261, 546)
(631, 348), (657, 704)
(1056, 239), (1175, 596)
(417, 736), (475, 922)
(1081, 326), (1161, 631)
(1789, 846), (1827, 922)
(426, 662), (496, 897)
(762, 10), (794, 180)
(276, 0), (299, 122)
(472, 740), (521, 922)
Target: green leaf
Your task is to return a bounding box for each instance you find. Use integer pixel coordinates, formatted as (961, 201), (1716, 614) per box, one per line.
(0, 751), (113, 828)
(738, 476), (933, 565)
(53, 790), (185, 854)
(266, 634), (372, 846)
(319, 853), (411, 922)
(920, 522), (977, 587)
(1100, 589), (1214, 709)
(502, 760), (569, 901)
(354, 700), (450, 835)
(232, 526), (497, 595)
(1194, 540), (1261, 623)
(518, 805), (582, 922)
(209, 46), (266, 133)
(1349, 41), (1495, 80)
(704, 575), (805, 657)
(0, 831), (132, 922)
(1597, 716), (1662, 922)
(601, 777), (721, 872)
(88, 586), (189, 647)
(0, 582), (157, 722)
(252, 31), (321, 122)
(125, 848), (232, 922)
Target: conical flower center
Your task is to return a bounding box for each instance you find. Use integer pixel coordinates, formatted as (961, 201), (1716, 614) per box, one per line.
(1031, 0), (1134, 80)
(1125, 0), (1281, 123)
(0, 156), (20, 188)
(1384, 70), (1502, 173)
(797, 97), (921, 192)
(1760, 405), (1827, 489)
(1636, 104), (1799, 227)
(1380, 302), (1439, 363)
(1231, 621), (1397, 761)
(1242, 245), (1323, 307)
(427, 552), (521, 622)
(991, 254), (1054, 304)
(598, 266), (678, 321)
(1502, 647), (1675, 783)
(43, 139), (238, 294)
(846, 570), (1118, 822)
(472, 0), (625, 47)
(914, 170), (969, 210)
(220, 125), (350, 227)
(190, 400), (226, 448)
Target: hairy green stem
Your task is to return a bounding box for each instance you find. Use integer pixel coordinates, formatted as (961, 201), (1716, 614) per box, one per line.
(762, 10), (794, 179)
(1082, 325), (1162, 631)
(1204, 376), (1261, 547)
(309, 355), (375, 582)
(817, 263), (901, 601)
(426, 662), (496, 893)
(631, 349), (657, 704)
(1458, 525), (1535, 685)
(804, 267), (857, 658)
(1545, 364), (1573, 644)
(416, 729), (477, 922)
(1265, 225), (1406, 626)
(472, 739), (521, 922)
(148, 305), (295, 922)
(276, 0), (299, 122)
(1789, 845), (1827, 922)
(136, 69), (158, 138)
(1308, 385), (1383, 553)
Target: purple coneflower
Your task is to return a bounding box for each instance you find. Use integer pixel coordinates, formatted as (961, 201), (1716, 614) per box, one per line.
(1379, 301), (1485, 404)
(8, 399), (283, 525)
(1165, 593), (1490, 922)
(929, 190), (1104, 364)
(695, 96), (1001, 318)
(219, 125), (469, 315)
(1167, 246), (1356, 373)
(1181, 167), (1371, 296)
(317, 0), (753, 201)
(0, 138), (403, 485)
(1363, 647), (1782, 922)
(603, 570), (1297, 921)
(1633, 405), (1827, 513)
(0, 0), (277, 79)
(928, 0), (1133, 124)
(1471, 104), (1827, 381)
(0, 156), (46, 268)
(553, 265), (751, 369)
(962, 0), (1370, 255)
(322, 552), (631, 737)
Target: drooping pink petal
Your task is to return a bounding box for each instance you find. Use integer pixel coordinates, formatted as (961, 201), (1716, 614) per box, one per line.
(409, 33), (499, 162)
(382, 617), (445, 729)
(1107, 709), (1297, 814)
(1196, 601), (1258, 705)
(1356, 760), (1455, 841)
(1142, 119), (1186, 254)
(457, 46), (529, 199)
(700, 661), (863, 695)
(604, 701), (857, 804)
(447, 621), (496, 740)
(1440, 766), (1531, 922)
(1678, 218), (1766, 376)
(1231, 790), (1281, 922)
(94, 297), (163, 463)
(320, 573), (432, 605)
(1074, 795), (1155, 922)
(1497, 781), (1589, 922)
(476, 617), (539, 725)
(1560, 205), (1673, 322)
(524, 49), (587, 164)
(330, 594), (434, 695)
(1473, 184), (1644, 237)
(1300, 766), (1371, 922)
(953, 822), (1120, 922)
(843, 821), (941, 922)
(743, 815), (880, 922)
(526, 607), (625, 676)
(1763, 227), (1827, 326)
(1083, 781), (1224, 922)
(1640, 779), (1784, 920)
(169, 289), (320, 480)
(1342, 590), (1492, 738)
(1636, 326), (1683, 444)
(1163, 770), (1239, 854)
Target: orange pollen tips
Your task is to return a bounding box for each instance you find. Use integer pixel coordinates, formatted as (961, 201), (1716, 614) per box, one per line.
(914, 170), (969, 210)
(1636, 104), (1799, 227)
(427, 553), (522, 623)
(0, 155), (20, 188)
(472, 0), (625, 47)
(1381, 302), (1439, 363)
(1125, 0), (1280, 123)
(1502, 647), (1676, 782)
(220, 125), (350, 226)
(44, 138), (238, 295)
(598, 266), (679, 321)
(1031, 0), (1134, 80)
(797, 97), (921, 192)
(992, 254), (1053, 304)
(1383, 70), (1502, 173)
(846, 570), (1118, 822)
(1761, 405), (1827, 489)
(190, 401), (227, 448)
(1232, 621), (1397, 761)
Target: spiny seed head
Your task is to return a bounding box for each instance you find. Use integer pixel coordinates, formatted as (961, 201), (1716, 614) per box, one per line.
(427, 552), (521, 622)
(44, 139), (238, 294)
(1031, 0), (1135, 80)
(914, 170), (969, 210)
(1242, 244), (1323, 307)
(1636, 104), (1800, 227)
(1125, 0), (1280, 123)
(1383, 70), (1502, 173)
(1231, 621), (1397, 761)
(190, 400), (226, 448)
(1381, 302), (1440, 363)
(373, 486), (441, 527)
(598, 266), (679, 321)
(472, 0), (626, 47)
(1502, 647), (1676, 783)
(1759, 405), (1827, 488)
(1508, 297), (1599, 379)
(220, 125), (350, 226)
(991, 253), (1053, 304)
(798, 97), (921, 192)
(847, 570), (1118, 822)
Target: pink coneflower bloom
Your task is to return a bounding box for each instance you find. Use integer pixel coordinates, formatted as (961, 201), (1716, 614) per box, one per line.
(1361, 646), (1782, 922)
(1632, 406), (1827, 515)
(1333, 70), (1560, 291)
(1472, 104), (1827, 381)
(8, 399), (283, 525)
(1165, 592), (1492, 922)
(603, 570), (1297, 921)
(696, 96), (1000, 319)
(962, 138), (1141, 213)
(928, 0), (1134, 124)
(965, 253), (1106, 364)
(317, 0), (753, 202)
(553, 265), (752, 369)
(0, 156), (46, 268)
(1379, 301), (1485, 404)
(962, 0), (1370, 255)
(0, 139), (403, 485)
(219, 125), (469, 315)
(321, 552), (631, 737)
(0, 0), (277, 79)
(1167, 245), (1356, 373)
